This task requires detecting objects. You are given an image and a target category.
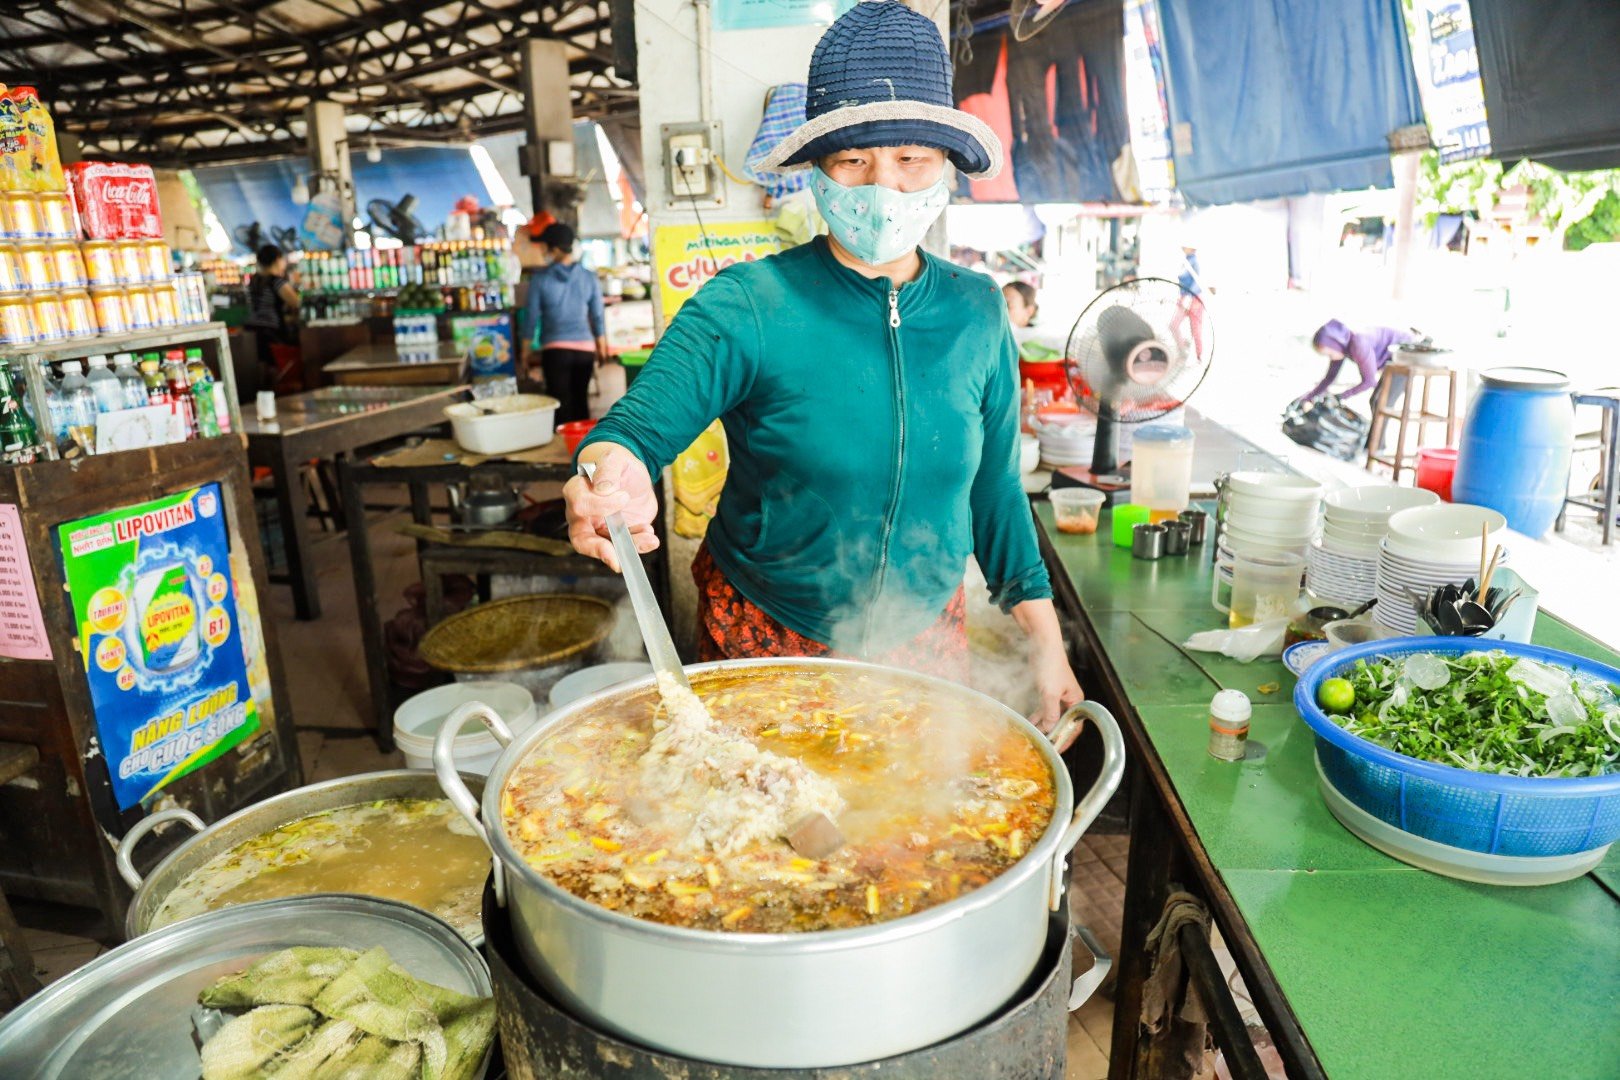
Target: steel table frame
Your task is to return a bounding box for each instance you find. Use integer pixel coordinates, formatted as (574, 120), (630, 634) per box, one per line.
(242, 385), (466, 620)
(337, 455), (671, 752)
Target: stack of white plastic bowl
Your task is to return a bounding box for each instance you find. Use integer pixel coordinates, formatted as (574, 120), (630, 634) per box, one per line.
(1214, 472), (1323, 611)
(1374, 503), (1509, 634)
(1220, 472), (1324, 558)
(1310, 487), (1439, 608)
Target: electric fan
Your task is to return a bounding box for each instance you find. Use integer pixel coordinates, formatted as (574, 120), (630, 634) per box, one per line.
(367, 195), (427, 245)
(1062, 277), (1214, 489)
(232, 223), (300, 253)
(232, 222), (266, 251)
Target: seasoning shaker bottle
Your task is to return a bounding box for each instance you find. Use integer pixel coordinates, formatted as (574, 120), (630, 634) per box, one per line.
(1208, 689), (1252, 761)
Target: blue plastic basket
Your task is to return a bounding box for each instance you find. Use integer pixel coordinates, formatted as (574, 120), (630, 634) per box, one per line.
(1294, 637), (1620, 858)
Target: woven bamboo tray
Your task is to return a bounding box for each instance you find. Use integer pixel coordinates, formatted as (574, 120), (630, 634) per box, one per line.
(419, 593), (614, 674)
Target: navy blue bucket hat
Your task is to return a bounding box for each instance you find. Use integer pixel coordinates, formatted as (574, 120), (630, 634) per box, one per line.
(759, 0), (1003, 180)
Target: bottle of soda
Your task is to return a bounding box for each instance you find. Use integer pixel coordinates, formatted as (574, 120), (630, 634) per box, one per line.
(140, 359), (169, 406)
(184, 348), (222, 438)
(163, 351), (196, 439)
(0, 357), (39, 459)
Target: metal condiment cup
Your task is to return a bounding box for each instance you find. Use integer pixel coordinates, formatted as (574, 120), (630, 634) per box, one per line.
(1162, 519), (1191, 556)
(1178, 508), (1208, 544)
(1131, 523), (1167, 560)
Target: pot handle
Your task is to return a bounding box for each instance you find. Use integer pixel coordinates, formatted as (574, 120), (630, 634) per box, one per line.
(434, 701), (514, 906)
(1044, 700), (1126, 911)
(116, 807), (205, 889)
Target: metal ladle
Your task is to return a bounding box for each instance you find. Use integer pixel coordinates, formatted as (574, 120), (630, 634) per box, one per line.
(577, 462), (844, 858)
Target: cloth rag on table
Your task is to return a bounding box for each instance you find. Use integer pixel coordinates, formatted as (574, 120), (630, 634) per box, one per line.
(197, 945), (494, 1080)
(1140, 889), (1212, 1080)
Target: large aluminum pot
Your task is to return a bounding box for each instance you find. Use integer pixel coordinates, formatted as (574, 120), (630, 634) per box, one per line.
(435, 658), (1124, 1068)
(118, 769), (488, 943)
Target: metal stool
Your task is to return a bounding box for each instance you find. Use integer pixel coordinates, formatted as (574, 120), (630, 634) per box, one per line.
(1365, 361), (1461, 484)
(1557, 388), (1620, 546)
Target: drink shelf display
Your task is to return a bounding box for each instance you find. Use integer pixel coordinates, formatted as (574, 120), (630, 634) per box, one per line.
(0, 138), (210, 348)
(0, 322), (240, 465)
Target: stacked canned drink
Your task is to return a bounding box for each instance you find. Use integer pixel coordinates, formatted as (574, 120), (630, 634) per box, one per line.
(0, 199), (210, 347)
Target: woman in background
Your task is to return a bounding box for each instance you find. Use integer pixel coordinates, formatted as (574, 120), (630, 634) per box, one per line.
(243, 244), (300, 394)
(1298, 318), (1418, 405)
(520, 222), (608, 422)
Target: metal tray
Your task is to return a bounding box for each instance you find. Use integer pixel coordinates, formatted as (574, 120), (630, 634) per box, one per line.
(0, 894), (491, 1080)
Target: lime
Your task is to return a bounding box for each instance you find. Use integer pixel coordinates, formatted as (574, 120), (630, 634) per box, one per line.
(1317, 677), (1356, 714)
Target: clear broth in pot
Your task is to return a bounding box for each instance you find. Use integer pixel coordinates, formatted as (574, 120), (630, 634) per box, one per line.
(501, 666), (1056, 933)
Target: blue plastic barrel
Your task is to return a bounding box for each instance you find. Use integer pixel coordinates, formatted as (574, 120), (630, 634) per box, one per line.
(1452, 367), (1574, 537)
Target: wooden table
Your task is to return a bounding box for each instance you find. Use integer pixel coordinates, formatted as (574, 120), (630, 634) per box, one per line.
(337, 437), (670, 751)
(1038, 411), (1620, 1079)
(324, 341), (467, 387)
(241, 385), (466, 620)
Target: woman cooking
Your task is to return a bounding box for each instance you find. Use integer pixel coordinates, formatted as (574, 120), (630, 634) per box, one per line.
(563, 0), (1084, 742)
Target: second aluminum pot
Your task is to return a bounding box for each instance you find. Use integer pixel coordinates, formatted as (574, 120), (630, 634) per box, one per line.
(436, 657), (1124, 1069)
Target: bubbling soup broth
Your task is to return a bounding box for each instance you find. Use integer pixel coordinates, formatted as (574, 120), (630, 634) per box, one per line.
(500, 667), (1056, 933)
(151, 798), (486, 940)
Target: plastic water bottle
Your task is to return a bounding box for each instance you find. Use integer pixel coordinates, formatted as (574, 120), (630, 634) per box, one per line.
(56, 360), (98, 449)
(113, 353), (147, 409)
(85, 354), (125, 414)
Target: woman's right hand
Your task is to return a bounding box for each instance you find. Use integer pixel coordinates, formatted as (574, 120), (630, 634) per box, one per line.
(565, 442), (660, 570)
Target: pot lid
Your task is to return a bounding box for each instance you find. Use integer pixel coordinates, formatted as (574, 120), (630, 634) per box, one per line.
(0, 895), (490, 1080)
(1480, 366), (1570, 390)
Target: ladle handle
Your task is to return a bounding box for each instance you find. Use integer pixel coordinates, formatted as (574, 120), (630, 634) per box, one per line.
(116, 807), (205, 889)
(434, 701), (514, 906)
(1045, 700), (1126, 911)
(579, 461), (688, 690)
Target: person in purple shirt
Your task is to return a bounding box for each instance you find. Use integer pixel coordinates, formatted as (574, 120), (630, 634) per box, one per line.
(1297, 319), (1418, 405)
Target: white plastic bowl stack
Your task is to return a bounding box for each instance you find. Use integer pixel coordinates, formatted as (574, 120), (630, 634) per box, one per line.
(1374, 503), (1509, 634)
(1219, 471), (1324, 559)
(1310, 486), (1439, 608)
(1215, 472), (1323, 606)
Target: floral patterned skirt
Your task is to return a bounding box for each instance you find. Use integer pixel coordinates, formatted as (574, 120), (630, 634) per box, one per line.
(691, 543), (968, 679)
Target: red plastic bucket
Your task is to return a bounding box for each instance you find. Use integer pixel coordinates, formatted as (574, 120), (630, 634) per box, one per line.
(1414, 447), (1458, 502)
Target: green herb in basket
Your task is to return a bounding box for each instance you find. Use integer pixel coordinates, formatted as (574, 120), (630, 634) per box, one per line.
(1337, 651), (1620, 778)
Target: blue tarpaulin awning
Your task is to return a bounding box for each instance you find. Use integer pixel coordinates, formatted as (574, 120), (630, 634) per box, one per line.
(1156, 0), (1426, 206)
(194, 146), (491, 251)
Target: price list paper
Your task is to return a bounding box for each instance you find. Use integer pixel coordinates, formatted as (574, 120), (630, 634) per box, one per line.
(0, 502), (51, 660)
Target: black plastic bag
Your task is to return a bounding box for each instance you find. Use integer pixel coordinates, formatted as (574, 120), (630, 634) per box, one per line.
(1281, 395), (1369, 461)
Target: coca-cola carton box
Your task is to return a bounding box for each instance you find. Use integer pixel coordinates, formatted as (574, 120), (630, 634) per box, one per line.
(68, 161), (163, 239)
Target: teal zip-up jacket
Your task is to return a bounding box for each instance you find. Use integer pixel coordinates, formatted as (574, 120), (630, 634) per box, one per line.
(579, 237), (1050, 655)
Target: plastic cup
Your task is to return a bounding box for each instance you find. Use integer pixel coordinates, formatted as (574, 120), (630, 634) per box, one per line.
(1050, 488), (1106, 535)
(1111, 502), (1151, 547)
(1228, 551), (1305, 629)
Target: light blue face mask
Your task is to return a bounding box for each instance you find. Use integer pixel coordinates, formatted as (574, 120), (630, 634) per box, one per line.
(809, 166), (951, 266)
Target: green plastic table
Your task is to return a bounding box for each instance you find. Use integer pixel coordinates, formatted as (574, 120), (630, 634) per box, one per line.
(1038, 501), (1620, 1079)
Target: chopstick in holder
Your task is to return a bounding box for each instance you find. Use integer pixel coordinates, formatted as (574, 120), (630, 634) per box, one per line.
(1478, 544), (1504, 603)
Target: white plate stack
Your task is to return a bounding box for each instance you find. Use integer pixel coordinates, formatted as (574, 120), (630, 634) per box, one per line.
(1036, 420), (1098, 468)
(1309, 487), (1440, 608)
(1374, 503), (1510, 633)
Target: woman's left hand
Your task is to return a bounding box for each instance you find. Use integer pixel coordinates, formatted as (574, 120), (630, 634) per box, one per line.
(1029, 638), (1085, 752)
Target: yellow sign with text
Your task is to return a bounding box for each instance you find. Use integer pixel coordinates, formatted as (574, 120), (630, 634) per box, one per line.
(653, 220), (780, 326)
